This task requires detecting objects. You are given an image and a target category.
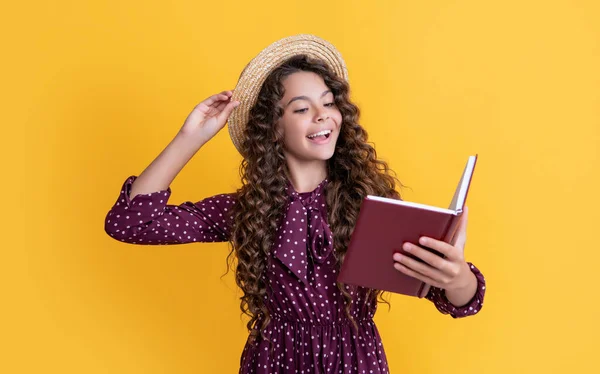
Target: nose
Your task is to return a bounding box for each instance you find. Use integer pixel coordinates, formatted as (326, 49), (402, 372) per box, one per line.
(317, 111), (329, 123)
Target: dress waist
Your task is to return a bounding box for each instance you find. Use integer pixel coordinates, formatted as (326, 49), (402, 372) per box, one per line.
(267, 313), (374, 327)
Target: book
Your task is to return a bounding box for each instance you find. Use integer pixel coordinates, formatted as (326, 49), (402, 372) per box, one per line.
(337, 155), (478, 298)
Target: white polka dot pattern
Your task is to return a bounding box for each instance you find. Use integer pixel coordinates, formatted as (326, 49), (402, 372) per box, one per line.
(104, 175), (487, 373)
(104, 175), (234, 244)
(426, 263), (486, 318)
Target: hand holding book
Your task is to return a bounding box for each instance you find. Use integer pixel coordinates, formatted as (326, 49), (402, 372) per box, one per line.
(337, 155), (479, 299)
(392, 206), (478, 307)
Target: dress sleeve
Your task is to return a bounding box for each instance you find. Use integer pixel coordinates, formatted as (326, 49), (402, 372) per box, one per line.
(104, 175), (235, 244)
(425, 262), (486, 318)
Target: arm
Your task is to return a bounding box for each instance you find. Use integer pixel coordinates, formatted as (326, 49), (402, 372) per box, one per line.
(127, 90), (238, 199)
(104, 175), (235, 244)
(104, 90), (240, 244)
(128, 131), (207, 199)
(393, 207), (486, 318)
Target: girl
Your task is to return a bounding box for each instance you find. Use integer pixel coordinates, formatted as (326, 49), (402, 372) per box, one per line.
(104, 34), (485, 373)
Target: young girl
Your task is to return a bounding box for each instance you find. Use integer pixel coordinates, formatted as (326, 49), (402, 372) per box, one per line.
(104, 34), (485, 374)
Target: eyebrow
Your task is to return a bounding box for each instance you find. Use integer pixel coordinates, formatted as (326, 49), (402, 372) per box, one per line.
(285, 90), (332, 107)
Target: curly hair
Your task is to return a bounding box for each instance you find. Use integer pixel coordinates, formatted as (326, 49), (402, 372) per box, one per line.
(226, 54), (404, 342)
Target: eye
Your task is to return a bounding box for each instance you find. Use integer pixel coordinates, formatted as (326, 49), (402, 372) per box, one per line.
(293, 103), (335, 114)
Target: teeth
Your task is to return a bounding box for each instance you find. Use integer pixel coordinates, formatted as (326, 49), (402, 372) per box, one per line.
(307, 130), (332, 138)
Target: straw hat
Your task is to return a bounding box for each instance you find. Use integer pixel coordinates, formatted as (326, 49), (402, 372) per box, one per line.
(228, 34), (349, 154)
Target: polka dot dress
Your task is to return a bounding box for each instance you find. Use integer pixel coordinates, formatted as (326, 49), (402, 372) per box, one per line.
(105, 176), (486, 373)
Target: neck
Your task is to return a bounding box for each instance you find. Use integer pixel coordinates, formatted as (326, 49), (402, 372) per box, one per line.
(285, 159), (328, 193)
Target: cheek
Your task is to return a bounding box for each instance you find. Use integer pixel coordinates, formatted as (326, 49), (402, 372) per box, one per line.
(285, 117), (310, 135)
(280, 122), (306, 145)
(333, 110), (343, 127)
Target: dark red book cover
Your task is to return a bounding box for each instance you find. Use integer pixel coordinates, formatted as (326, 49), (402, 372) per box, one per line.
(337, 155), (477, 298)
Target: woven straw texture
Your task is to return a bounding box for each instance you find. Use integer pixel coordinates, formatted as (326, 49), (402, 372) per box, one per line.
(228, 34), (349, 154)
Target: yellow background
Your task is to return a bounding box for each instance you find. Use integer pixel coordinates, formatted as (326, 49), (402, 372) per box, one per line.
(2, 0), (598, 372)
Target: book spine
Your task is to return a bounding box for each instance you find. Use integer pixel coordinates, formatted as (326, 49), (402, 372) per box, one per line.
(441, 213), (461, 244)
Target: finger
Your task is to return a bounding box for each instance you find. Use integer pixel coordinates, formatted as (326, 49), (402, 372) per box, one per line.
(207, 94), (231, 109)
(452, 207), (469, 249)
(213, 100), (229, 113)
(417, 236), (458, 261)
(218, 90), (234, 100)
(392, 252), (446, 282)
(199, 94), (220, 108)
(400, 242), (447, 270)
(216, 90), (233, 98)
(393, 262), (442, 288)
(217, 100), (240, 124)
(201, 91), (232, 108)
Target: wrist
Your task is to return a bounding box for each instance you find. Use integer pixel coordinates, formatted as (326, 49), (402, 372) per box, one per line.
(444, 267), (478, 307)
(173, 130), (207, 151)
(453, 263), (477, 290)
(452, 268), (477, 292)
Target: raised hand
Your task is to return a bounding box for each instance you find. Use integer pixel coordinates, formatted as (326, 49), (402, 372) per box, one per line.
(179, 90), (240, 144)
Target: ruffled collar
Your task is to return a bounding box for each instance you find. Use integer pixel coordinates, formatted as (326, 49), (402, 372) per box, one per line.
(274, 177), (333, 284)
(284, 177), (329, 204)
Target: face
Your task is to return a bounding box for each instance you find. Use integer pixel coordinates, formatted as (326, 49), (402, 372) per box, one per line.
(276, 71), (343, 164)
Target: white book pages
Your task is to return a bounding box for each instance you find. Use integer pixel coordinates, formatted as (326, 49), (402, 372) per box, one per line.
(365, 155), (477, 216)
(448, 155), (477, 212)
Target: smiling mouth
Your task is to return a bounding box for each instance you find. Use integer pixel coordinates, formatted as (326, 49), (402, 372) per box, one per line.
(306, 130), (332, 140)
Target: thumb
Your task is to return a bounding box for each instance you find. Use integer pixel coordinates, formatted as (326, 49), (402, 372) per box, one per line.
(452, 206), (468, 250)
(218, 100), (240, 124)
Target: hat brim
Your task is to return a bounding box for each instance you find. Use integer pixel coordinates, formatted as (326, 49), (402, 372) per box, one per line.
(228, 34), (349, 155)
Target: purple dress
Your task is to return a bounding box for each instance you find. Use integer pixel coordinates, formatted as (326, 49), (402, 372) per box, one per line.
(105, 175), (486, 373)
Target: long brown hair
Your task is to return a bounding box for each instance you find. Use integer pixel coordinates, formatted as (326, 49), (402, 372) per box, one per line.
(227, 54), (404, 340)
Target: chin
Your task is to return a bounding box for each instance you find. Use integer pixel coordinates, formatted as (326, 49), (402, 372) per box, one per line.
(310, 146), (337, 161)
